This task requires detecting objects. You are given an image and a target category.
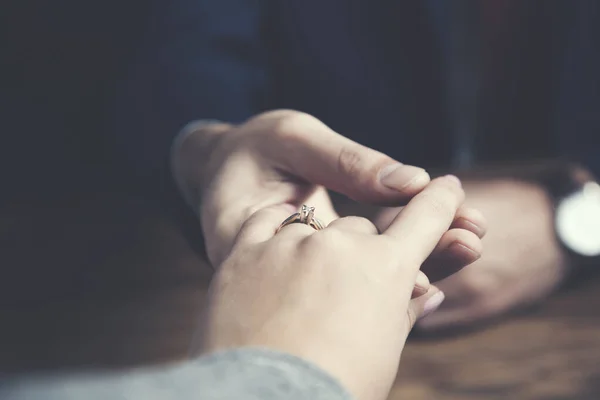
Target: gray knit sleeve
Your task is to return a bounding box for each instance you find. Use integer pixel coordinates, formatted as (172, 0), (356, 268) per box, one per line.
(0, 348), (353, 400)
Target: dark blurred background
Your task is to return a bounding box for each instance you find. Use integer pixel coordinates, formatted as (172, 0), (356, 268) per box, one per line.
(1, 1), (600, 399)
(2, 1), (149, 197)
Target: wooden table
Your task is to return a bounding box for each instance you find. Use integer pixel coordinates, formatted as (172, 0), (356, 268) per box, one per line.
(2, 194), (599, 399)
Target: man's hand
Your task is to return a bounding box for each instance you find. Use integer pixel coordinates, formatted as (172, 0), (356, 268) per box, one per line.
(414, 179), (569, 331)
(172, 110), (484, 283)
(172, 110), (430, 267)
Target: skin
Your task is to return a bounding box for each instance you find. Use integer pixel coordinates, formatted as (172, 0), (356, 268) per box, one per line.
(172, 110), (485, 284)
(416, 180), (569, 330)
(373, 174), (572, 331)
(199, 176), (474, 400)
(174, 109), (567, 333)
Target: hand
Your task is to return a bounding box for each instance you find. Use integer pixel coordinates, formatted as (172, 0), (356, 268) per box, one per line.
(171, 110), (483, 282)
(375, 200), (487, 283)
(172, 110), (429, 267)
(416, 179), (569, 331)
(199, 176), (473, 400)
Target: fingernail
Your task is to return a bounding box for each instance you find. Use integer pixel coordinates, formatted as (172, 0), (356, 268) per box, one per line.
(379, 164), (429, 191)
(421, 291), (445, 319)
(456, 217), (486, 238)
(448, 242), (481, 262)
(445, 174), (462, 187)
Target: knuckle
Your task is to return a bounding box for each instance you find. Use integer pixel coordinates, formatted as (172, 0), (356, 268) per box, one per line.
(270, 111), (320, 140)
(258, 109), (303, 121)
(241, 110), (319, 147)
(337, 145), (367, 184)
(245, 109), (296, 127)
(296, 231), (345, 269)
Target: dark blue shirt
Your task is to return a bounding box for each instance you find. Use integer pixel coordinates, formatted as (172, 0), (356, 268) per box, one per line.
(3, 0), (599, 201)
(112, 0), (600, 194)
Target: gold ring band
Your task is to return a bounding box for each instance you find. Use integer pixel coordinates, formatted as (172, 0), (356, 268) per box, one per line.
(276, 205), (325, 233)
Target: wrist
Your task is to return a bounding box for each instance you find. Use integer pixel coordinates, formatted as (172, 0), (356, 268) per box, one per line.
(463, 178), (570, 268)
(538, 164), (600, 272)
(460, 173), (597, 277)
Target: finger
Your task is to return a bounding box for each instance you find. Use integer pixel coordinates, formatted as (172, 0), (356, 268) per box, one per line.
(207, 183), (337, 266)
(200, 153), (292, 266)
(405, 287), (445, 334)
(451, 206), (487, 238)
(232, 205), (304, 248)
(412, 271), (431, 298)
(383, 175), (465, 263)
(300, 187), (339, 227)
(325, 213), (436, 298)
(276, 222), (320, 239)
(327, 216), (379, 234)
(374, 205), (485, 238)
(325, 213), (432, 299)
(257, 111), (431, 205)
(420, 229), (483, 282)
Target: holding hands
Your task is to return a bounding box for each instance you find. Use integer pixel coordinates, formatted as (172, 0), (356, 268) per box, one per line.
(172, 110), (486, 399)
(172, 110), (484, 278)
(200, 176), (475, 400)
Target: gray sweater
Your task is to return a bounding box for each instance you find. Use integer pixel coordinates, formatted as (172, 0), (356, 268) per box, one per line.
(0, 348), (352, 400)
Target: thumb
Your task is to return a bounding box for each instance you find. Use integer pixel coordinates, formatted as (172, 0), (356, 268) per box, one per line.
(257, 111), (431, 205)
(405, 287), (446, 334)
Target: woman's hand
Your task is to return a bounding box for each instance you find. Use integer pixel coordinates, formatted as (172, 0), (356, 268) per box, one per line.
(199, 176), (475, 400)
(171, 110), (483, 283)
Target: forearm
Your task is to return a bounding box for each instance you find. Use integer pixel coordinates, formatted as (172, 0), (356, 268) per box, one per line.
(0, 348), (352, 400)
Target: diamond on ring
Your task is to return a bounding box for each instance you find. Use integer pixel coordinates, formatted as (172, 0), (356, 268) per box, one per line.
(276, 205), (325, 233)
